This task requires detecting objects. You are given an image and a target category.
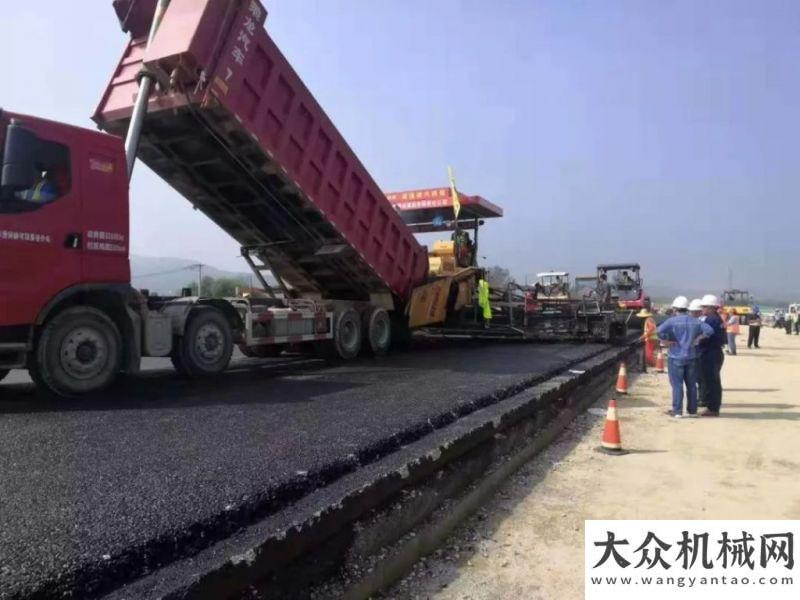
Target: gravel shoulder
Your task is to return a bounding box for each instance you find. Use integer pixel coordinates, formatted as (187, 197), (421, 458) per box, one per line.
(390, 326), (800, 599)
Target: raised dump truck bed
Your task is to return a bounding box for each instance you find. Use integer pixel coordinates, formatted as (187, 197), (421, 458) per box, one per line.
(94, 0), (427, 303)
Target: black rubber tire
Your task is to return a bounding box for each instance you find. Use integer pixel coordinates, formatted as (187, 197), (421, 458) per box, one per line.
(363, 307), (392, 356)
(333, 309), (362, 360)
(174, 308), (233, 377)
(0, 369), (8, 383)
(31, 307), (122, 397)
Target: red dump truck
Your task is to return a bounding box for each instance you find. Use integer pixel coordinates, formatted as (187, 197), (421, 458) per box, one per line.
(0, 1), (620, 397)
(0, 0), (434, 396)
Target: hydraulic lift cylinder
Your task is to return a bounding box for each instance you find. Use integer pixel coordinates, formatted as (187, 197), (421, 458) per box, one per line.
(123, 0), (170, 179)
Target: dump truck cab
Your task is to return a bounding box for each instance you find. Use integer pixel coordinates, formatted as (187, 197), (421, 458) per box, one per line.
(0, 111), (135, 375)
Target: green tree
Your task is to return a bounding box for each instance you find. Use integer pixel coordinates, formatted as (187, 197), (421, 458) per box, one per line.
(185, 276), (249, 297)
(186, 276), (216, 297)
(211, 277), (246, 297)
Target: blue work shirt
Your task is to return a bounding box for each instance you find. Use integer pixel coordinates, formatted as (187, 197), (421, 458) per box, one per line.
(657, 313), (714, 362)
(697, 312), (726, 353)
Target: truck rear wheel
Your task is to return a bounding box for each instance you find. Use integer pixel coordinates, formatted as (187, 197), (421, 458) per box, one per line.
(172, 308), (233, 376)
(364, 307), (391, 356)
(31, 307), (122, 397)
(333, 308), (362, 359)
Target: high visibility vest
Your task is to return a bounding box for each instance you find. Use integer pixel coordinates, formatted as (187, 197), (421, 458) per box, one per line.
(478, 279), (492, 320)
(643, 317), (658, 340)
(24, 181), (54, 202)
(728, 318), (740, 335)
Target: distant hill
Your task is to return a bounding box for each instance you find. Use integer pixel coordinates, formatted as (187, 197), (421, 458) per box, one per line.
(131, 255), (262, 295)
(131, 256), (795, 307)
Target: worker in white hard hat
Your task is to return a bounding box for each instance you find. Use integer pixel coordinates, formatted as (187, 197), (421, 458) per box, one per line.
(688, 298), (705, 402)
(696, 294), (726, 416)
(656, 296), (714, 418)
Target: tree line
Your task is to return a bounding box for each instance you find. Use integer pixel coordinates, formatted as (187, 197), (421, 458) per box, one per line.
(185, 276), (252, 297)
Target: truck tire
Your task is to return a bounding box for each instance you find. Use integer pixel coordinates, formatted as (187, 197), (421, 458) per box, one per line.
(363, 307), (391, 356)
(31, 307), (122, 397)
(172, 308), (233, 377)
(0, 369), (8, 383)
(333, 308), (362, 360)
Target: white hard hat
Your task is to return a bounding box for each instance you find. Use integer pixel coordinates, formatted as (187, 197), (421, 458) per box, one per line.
(688, 299), (703, 312)
(671, 296), (689, 310)
(701, 294), (719, 307)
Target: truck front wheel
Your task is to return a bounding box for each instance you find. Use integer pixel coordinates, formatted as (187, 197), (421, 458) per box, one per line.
(31, 307), (122, 397)
(172, 308), (233, 376)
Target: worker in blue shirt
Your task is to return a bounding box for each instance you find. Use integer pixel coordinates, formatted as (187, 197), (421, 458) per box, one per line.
(657, 296), (714, 418)
(697, 294), (727, 416)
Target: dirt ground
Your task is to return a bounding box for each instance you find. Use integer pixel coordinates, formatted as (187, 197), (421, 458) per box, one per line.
(387, 326), (800, 600)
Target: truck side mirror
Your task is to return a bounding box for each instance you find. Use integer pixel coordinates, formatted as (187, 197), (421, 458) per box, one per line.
(1, 120), (39, 192)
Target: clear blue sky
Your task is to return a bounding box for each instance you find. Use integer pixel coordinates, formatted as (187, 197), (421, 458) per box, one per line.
(2, 1), (798, 299)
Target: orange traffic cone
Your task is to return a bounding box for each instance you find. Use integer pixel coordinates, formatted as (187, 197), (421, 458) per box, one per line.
(615, 362), (628, 394)
(655, 349), (665, 373)
(600, 398), (624, 454)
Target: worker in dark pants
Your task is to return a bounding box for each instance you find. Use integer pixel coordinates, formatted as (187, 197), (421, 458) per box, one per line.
(657, 297), (713, 418)
(747, 309), (762, 348)
(786, 306), (800, 335)
(698, 295), (726, 416)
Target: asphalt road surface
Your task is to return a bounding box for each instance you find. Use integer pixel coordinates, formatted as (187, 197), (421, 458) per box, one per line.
(0, 341), (611, 599)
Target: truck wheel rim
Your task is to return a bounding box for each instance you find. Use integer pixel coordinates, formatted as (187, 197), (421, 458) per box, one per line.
(60, 327), (108, 380)
(340, 319), (357, 350)
(372, 316), (389, 348)
(194, 323), (224, 363)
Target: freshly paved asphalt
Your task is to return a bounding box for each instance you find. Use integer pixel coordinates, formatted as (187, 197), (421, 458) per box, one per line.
(0, 341), (609, 599)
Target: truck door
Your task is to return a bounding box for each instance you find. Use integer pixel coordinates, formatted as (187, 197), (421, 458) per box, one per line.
(0, 124), (83, 327)
(79, 140), (130, 286)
